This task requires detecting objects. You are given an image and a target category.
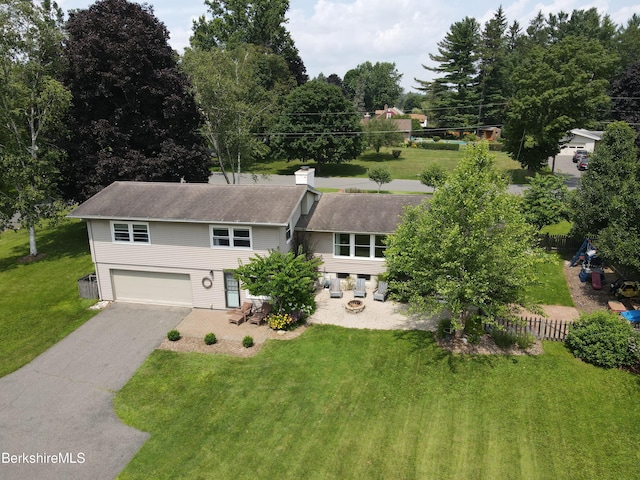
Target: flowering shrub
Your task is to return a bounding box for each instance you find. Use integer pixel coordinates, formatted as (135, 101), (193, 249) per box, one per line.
(267, 312), (297, 330)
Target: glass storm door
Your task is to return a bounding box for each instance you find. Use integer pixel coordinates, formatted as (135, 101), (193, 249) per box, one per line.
(224, 272), (240, 308)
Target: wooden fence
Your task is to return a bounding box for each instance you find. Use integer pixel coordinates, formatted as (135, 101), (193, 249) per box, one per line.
(492, 316), (573, 342)
(536, 234), (584, 252)
(77, 273), (99, 299)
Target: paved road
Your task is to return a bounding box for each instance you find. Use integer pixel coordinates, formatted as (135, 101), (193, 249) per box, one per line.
(209, 153), (583, 194)
(0, 303), (189, 480)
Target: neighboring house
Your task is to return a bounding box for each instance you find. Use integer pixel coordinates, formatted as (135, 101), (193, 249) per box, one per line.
(560, 129), (603, 152)
(361, 105), (427, 141)
(68, 169), (428, 309)
(476, 127), (501, 142)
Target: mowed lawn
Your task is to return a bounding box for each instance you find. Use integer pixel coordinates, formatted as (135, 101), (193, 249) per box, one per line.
(115, 327), (640, 479)
(525, 252), (574, 306)
(0, 219), (98, 377)
(248, 146), (528, 183)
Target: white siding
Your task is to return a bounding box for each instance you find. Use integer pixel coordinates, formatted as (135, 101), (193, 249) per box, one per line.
(311, 232), (386, 277)
(88, 219), (284, 309)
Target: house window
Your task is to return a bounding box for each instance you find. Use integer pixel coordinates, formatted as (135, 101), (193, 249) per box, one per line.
(211, 226), (252, 249)
(333, 233), (386, 259)
(285, 220), (292, 242)
(111, 222), (150, 244)
(334, 233), (351, 257)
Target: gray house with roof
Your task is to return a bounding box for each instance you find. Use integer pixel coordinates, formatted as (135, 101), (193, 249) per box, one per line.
(68, 169), (427, 309)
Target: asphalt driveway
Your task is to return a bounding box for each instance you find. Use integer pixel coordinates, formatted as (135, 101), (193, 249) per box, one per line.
(0, 303), (189, 480)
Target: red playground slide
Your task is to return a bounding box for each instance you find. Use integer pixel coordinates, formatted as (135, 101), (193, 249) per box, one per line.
(591, 272), (602, 290)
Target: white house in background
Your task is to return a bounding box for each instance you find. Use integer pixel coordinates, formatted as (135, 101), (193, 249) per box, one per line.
(560, 129), (603, 152)
(68, 169), (428, 309)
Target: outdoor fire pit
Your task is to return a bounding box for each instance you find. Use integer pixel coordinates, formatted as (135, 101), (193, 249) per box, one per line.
(345, 299), (365, 314)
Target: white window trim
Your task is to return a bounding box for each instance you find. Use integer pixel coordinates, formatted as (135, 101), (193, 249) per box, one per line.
(110, 221), (150, 244)
(210, 225), (253, 250)
(333, 233), (385, 260)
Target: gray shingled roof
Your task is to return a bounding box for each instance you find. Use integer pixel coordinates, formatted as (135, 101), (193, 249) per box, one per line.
(68, 182), (310, 225)
(297, 193), (429, 234)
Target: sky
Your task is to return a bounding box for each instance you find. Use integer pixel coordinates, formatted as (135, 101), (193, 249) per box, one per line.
(58, 0), (639, 93)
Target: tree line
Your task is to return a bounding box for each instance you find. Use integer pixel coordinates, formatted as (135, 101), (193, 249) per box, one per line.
(417, 7), (640, 170)
(1, 0), (639, 258)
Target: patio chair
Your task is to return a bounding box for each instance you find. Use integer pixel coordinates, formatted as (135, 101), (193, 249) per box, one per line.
(229, 301), (253, 324)
(329, 278), (343, 298)
(353, 278), (366, 298)
(373, 281), (388, 302)
(249, 302), (272, 326)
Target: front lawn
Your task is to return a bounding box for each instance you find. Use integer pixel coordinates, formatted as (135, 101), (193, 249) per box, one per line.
(248, 146), (525, 182)
(0, 219), (98, 377)
(115, 327), (640, 479)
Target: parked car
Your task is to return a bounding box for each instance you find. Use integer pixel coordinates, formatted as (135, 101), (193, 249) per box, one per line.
(572, 149), (589, 163)
(577, 157), (589, 171)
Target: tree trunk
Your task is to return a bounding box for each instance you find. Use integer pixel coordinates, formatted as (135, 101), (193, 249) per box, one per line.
(29, 224), (37, 256)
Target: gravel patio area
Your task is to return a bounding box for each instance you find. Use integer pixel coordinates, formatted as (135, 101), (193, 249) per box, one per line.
(309, 287), (443, 331)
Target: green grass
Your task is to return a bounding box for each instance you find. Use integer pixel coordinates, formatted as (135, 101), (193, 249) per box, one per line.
(540, 221), (573, 235)
(0, 218), (98, 377)
(245, 146), (525, 183)
(115, 327), (640, 479)
(525, 252), (574, 306)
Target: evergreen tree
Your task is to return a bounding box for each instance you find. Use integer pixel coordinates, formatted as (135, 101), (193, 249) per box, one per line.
(416, 17), (480, 128)
(615, 14), (640, 71)
(477, 7), (509, 126)
(61, 0), (209, 201)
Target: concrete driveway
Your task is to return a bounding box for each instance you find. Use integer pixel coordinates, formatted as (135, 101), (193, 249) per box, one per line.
(0, 303), (189, 480)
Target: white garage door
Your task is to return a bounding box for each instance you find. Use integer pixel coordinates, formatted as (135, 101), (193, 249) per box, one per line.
(111, 270), (193, 306)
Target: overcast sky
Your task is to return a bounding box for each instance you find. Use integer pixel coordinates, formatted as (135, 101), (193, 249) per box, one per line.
(58, 0), (639, 92)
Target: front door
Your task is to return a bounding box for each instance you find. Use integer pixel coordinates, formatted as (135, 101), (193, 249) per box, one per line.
(224, 272), (240, 308)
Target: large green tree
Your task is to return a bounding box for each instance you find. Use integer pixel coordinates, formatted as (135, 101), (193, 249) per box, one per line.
(343, 61), (403, 113)
(571, 122), (640, 273)
(234, 249), (322, 315)
(385, 142), (538, 331)
(416, 16), (480, 128)
(271, 80), (364, 172)
(60, 0), (210, 202)
(183, 44), (295, 184)
(522, 173), (570, 229)
(191, 0), (307, 85)
(615, 14), (640, 71)
(0, 0), (70, 256)
(363, 117), (404, 153)
(502, 36), (613, 171)
(610, 62), (640, 147)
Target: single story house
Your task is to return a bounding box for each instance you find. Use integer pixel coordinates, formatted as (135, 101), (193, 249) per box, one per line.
(68, 169), (428, 309)
(560, 129), (603, 153)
